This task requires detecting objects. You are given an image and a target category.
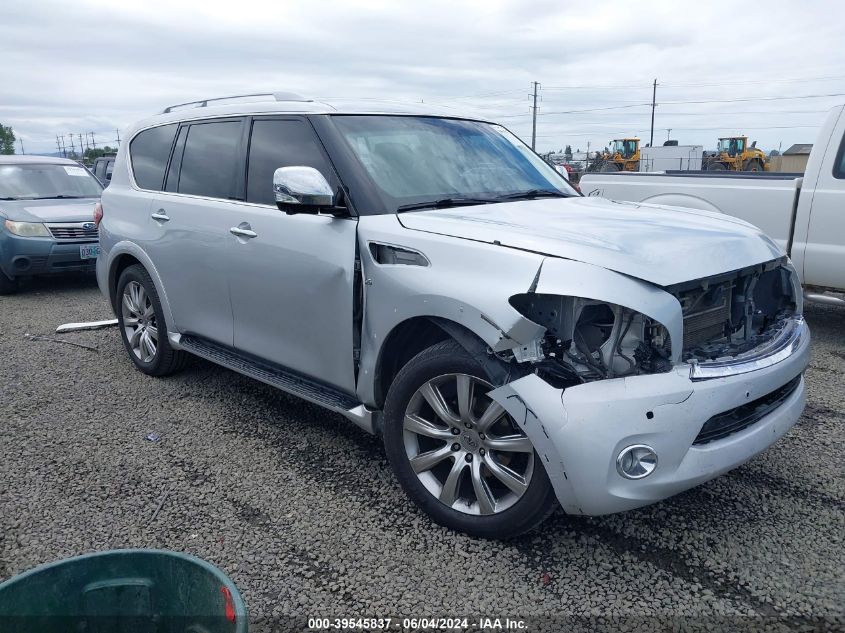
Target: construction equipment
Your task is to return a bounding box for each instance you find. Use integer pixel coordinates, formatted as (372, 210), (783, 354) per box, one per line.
(704, 136), (768, 171)
(596, 138), (640, 171)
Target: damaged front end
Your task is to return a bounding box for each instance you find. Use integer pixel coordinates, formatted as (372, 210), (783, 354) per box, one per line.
(507, 294), (673, 387)
(488, 256), (808, 515)
(505, 257), (802, 386)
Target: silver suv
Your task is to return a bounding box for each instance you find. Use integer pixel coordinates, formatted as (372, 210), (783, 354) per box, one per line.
(98, 93), (809, 538)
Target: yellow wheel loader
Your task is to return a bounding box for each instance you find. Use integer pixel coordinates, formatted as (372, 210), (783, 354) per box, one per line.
(597, 138), (640, 172)
(704, 136), (768, 171)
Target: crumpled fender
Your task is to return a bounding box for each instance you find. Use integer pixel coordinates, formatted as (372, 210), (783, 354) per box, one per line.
(534, 257), (684, 364)
(488, 374), (583, 514)
(489, 368), (695, 514)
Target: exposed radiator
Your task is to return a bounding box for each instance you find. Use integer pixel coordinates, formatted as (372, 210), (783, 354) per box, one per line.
(683, 299), (730, 349)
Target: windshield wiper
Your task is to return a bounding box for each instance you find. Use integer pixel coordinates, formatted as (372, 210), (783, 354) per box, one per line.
(396, 197), (496, 213)
(494, 189), (570, 201)
(28, 195), (86, 200)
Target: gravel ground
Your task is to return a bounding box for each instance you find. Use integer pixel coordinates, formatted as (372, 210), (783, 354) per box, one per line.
(1, 273), (843, 629)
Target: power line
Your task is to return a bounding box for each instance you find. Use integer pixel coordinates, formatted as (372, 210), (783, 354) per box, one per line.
(497, 102), (652, 118)
(498, 92), (845, 119)
(449, 88), (525, 100)
(660, 92), (845, 106)
(661, 74), (845, 88)
(542, 74), (845, 91)
(530, 123), (822, 138)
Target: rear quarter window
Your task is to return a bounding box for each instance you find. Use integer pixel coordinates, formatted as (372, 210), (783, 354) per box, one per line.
(129, 124), (179, 190)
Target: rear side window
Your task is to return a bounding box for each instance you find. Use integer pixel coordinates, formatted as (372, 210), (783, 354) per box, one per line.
(246, 119), (335, 205)
(177, 121), (243, 199)
(130, 124), (178, 190)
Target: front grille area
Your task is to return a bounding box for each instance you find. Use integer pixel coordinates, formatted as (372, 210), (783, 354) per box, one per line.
(46, 223), (98, 241)
(683, 296), (730, 349)
(693, 375), (801, 445)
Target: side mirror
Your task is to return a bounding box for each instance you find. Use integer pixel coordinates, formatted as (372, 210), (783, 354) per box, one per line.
(273, 166), (335, 213)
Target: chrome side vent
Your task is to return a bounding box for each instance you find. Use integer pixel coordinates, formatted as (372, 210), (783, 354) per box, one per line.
(369, 243), (429, 267)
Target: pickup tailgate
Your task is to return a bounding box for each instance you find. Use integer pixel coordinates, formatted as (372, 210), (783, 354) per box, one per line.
(579, 172), (802, 252)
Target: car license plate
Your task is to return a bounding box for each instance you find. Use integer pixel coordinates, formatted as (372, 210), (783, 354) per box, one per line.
(80, 244), (100, 260)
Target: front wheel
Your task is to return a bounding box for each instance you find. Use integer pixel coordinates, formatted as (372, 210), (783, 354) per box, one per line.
(382, 340), (557, 538)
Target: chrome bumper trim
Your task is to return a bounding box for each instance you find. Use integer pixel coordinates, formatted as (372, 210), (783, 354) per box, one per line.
(688, 317), (806, 381)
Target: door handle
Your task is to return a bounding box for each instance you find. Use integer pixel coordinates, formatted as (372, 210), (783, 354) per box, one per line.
(151, 210), (170, 222)
(230, 224), (257, 239)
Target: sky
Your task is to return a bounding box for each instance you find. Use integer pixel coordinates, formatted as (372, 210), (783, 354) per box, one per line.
(2, 0), (844, 156)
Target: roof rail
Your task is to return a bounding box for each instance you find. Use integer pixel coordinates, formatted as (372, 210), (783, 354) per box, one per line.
(161, 92), (311, 114)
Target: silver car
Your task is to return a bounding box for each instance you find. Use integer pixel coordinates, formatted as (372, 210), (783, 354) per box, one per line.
(97, 93), (809, 538)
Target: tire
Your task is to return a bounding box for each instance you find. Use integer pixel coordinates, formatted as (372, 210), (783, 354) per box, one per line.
(599, 162), (620, 172)
(707, 162), (727, 171)
(0, 271), (18, 295)
(744, 159), (763, 172)
(382, 339), (557, 538)
(116, 264), (188, 376)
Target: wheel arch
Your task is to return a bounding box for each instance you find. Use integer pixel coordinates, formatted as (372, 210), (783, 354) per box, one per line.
(372, 316), (518, 411)
(107, 242), (177, 337)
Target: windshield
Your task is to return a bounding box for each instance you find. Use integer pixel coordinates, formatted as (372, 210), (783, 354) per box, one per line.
(332, 116), (576, 211)
(613, 140), (638, 158)
(718, 138), (745, 155)
(0, 163), (103, 200)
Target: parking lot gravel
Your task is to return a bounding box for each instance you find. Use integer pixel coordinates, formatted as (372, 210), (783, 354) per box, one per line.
(1, 273), (843, 629)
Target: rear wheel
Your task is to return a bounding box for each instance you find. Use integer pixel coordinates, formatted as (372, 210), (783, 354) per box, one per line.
(116, 265), (188, 376)
(707, 161), (727, 171)
(0, 271), (18, 295)
(599, 162), (620, 172)
(383, 340), (556, 538)
(744, 159), (763, 172)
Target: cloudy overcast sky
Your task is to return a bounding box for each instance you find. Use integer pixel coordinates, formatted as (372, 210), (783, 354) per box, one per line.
(3, 0), (844, 155)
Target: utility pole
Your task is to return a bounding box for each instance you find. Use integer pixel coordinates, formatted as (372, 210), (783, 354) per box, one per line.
(649, 78), (658, 148)
(56, 136), (63, 157)
(115, 129), (121, 146)
(19, 139), (24, 154)
(89, 131), (97, 150)
(666, 128), (672, 142)
(79, 133), (87, 160)
(530, 81), (540, 151)
(68, 134), (76, 159)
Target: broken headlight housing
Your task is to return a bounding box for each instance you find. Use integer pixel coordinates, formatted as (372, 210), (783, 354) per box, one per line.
(508, 294), (672, 388)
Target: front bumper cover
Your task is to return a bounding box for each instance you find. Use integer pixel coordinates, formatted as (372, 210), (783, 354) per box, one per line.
(489, 317), (810, 516)
(0, 232), (97, 278)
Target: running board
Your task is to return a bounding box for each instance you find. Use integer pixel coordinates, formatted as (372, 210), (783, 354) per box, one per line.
(804, 291), (845, 307)
(180, 336), (375, 434)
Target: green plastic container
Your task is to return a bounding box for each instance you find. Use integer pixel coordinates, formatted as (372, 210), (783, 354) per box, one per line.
(0, 549), (247, 633)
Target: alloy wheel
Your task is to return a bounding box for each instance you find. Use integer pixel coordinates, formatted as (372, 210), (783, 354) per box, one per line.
(403, 373), (535, 516)
(121, 280), (158, 363)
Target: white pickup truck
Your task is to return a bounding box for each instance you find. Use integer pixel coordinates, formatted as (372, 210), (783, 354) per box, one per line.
(581, 105), (845, 306)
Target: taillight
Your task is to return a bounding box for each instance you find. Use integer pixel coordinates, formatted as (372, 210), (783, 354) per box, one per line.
(93, 201), (103, 226)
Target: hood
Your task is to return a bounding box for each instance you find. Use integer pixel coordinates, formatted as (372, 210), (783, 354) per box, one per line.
(398, 196), (783, 287)
(0, 197), (100, 223)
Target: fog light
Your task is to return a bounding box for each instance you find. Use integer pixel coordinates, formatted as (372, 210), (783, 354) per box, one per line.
(616, 445), (658, 479)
